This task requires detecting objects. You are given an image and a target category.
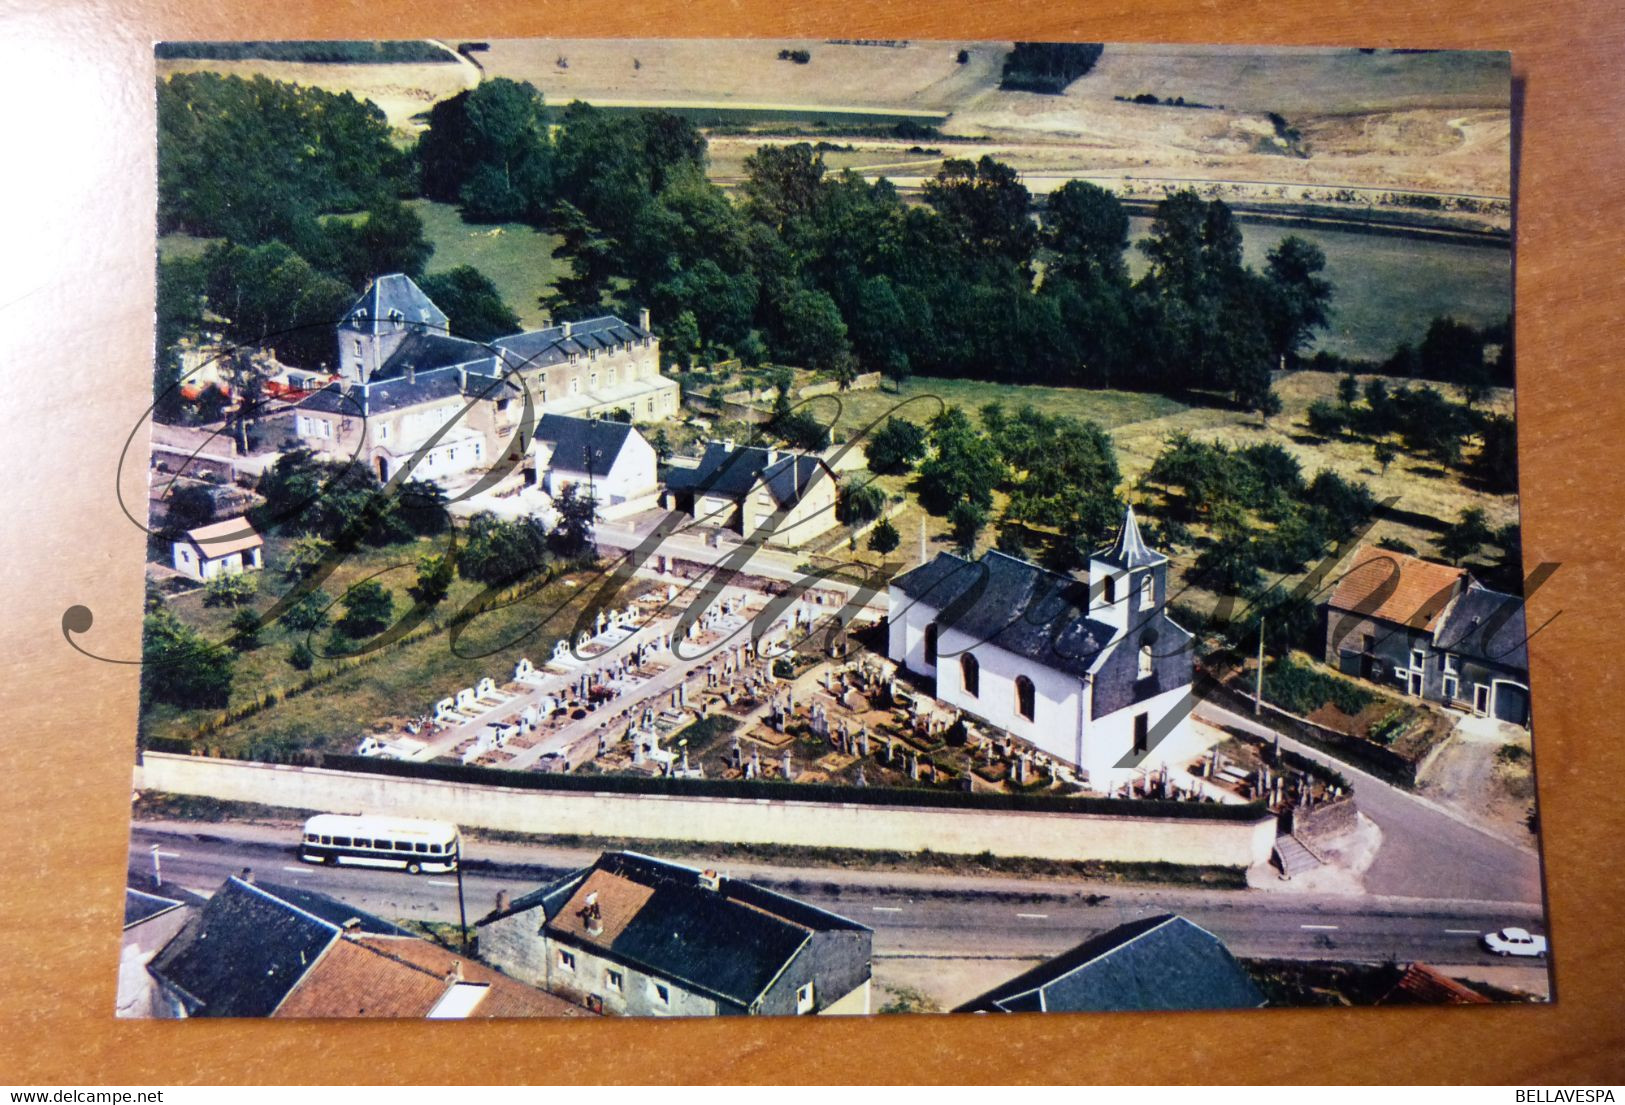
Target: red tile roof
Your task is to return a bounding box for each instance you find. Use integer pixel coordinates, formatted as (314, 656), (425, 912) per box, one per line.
(1327, 547), (1465, 631)
(1379, 963), (1492, 1005)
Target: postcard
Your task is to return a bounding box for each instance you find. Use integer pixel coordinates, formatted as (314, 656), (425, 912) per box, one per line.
(116, 38), (1543, 1019)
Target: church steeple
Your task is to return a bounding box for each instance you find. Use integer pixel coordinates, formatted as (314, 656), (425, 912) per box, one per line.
(1088, 506), (1169, 631)
(1098, 506), (1166, 571)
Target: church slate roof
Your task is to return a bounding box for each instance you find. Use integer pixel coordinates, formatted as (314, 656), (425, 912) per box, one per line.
(665, 443), (832, 506)
(340, 274), (448, 338)
(955, 915), (1264, 1013)
(534, 414), (639, 476)
(1096, 505), (1167, 570)
(146, 877), (409, 1018)
(890, 550), (1119, 678)
(1434, 580), (1529, 671)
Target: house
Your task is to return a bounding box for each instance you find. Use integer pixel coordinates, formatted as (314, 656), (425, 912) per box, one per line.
(146, 874), (586, 1019)
(664, 441), (839, 548)
(294, 274), (679, 484)
(477, 851), (874, 1017)
(955, 914), (1264, 1013)
(116, 886), (203, 1018)
(1377, 962), (1492, 1005)
(887, 508), (1195, 786)
(530, 414), (659, 519)
(1324, 546), (1530, 726)
(170, 518), (264, 582)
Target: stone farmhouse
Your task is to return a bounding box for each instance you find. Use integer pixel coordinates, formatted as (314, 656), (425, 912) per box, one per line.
(1324, 545), (1531, 727)
(478, 851), (873, 1017)
(292, 274), (679, 485)
(887, 508), (1196, 787)
(664, 441), (840, 549)
(170, 518), (264, 582)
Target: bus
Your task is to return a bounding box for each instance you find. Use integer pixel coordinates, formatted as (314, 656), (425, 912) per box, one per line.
(298, 814), (461, 874)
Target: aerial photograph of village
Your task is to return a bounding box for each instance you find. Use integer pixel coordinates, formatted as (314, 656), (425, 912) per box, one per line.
(120, 38), (1546, 1020)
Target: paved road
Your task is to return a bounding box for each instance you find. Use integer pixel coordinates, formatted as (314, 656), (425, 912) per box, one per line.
(1195, 701), (1546, 905)
(129, 824), (1551, 972)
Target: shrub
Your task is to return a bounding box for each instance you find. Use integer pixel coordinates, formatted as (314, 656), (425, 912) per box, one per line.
(203, 572), (257, 608)
(1265, 655), (1374, 718)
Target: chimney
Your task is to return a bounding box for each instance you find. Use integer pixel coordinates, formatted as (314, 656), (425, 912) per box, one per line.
(765, 449), (779, 467)
(495, 889), (511, 914)
(405, 364), (415, 385)
(638, 307), (651, 332)
(721, 439), (734, 452)
(445, 960), (463, 984)
(342, 917), (362, 933)
(239, 867), (255, 885)
(562, 319), (574, 340)
(698, 869), (722, 892)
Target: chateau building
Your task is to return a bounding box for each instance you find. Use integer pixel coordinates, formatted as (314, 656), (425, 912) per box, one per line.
(887, 508), (1196, 786)
(293, 274), (679, 485)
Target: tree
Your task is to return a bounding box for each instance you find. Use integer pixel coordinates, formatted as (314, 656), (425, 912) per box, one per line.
(838, 478), (886, 525)
(1337, 372), (1359, 408)
(287, 640), (315, 671)
(1439, 506), (1492, 565)
(396, 479), (450, 536)
(916, 408), (1005, 515)
(338, 580), (395, 637)
(777, 286), (849, 370)
(1475, 413), (1519, 494)
(141, 610), (235, 709)
(459, 512), (549, 585)
(1374, 440), (1399, 476)
(418, 79), (554, 223)
(1262, 236), (1333, 365)
(164, 485), (216, 535)
(550, 483), (597, 560)
(1043, 180), (1129, 285)
(651, 428), (674, 464)
(419, 266), (521, 342)
(864, 417), (927, 475)
(281, 588), (333, 632)
(408, 553), (455, 606)
(203, 572), (257, 608)
(228, 608), (262, 651)
(868, 517), (901, 558)
(282, 535), (333, 580)
(741, 143), (827, 232)
(318, 199), (434, 288)
(923, 156), (1037, 268)
(948, 500), (987, 553)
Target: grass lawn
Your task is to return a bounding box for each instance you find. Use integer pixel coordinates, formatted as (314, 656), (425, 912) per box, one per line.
(409, 199), (566, 331)
(143, 535), (616, 758)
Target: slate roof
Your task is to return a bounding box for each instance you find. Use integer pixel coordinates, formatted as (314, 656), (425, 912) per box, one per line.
(493, 315), (650, 370)
(535, 414), (639, 475)
(340, 274), (448, 337)
(146, 877), (408, 1018)
(372, 331), (495, 381)
(1327, 546), (1466, 631)
(666, 442), (833, 506)
(1096, 506), (1166, 570)
(486, 852), (869, 1009)
(955, 915), (1264, 1014)
(181, 518), (262, 558)
(124, 888), (185, 929)
(891, 550), (1120, 678)
(1434, 580), (1530, 671)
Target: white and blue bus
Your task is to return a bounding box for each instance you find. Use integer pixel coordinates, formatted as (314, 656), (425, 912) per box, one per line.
(299, 814), (461, 874)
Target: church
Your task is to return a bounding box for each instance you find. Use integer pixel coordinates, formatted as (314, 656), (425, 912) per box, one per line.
(886, 508), (1196, 787)
(291, 274), (680, 484)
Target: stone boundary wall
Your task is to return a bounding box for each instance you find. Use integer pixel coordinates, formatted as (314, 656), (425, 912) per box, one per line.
(1286, 795), (1358, 848)
(135, 753), (1278, 868)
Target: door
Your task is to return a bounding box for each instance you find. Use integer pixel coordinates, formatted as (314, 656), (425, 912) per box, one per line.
(1407, 670), (1424, 697)
(1493, 682), (1531, 726)
(1132, 712), (1149, 755)
(1472, 683), (1490, 716)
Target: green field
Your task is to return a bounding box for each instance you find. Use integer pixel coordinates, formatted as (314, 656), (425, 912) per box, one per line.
(409, 199), (565, 330)
(794, 376), (1190, 441)
(1125, 216), (1511, 362)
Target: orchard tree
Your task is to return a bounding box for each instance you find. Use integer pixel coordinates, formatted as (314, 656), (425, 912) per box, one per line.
(141, 610), (236, 709)
(867, 517), (901, 558)
(339, 580), (395, 637)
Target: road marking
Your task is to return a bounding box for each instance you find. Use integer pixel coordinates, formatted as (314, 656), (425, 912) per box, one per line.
(281, 866), (309, 873)
(871, 906), (902, 913)
(1016, 913), (1049, 920)
(1300, 924), (1340, 931)
(427, 879), (457, 887)
(1445, 928), (1482, 934)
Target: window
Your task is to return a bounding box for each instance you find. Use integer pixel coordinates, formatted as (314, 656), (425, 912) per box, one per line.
(1133, 713), (1150, 755)
(1015, 676), (1036, 722)
(1140, 574), (1154, 606)
(796, 982), (815, 1014)
(606, 969), (623, 992)
(591, 373), (599, 389)
(924, 623), (938, 666)
(1443, 652), (1459, 674)
(1362, 633), (1376, 654)
(1443, 675), (1460, 701)
(558, 950), (576, 972)
(1138, 644), (1154, 679)
(651, 981), (670, 1005)
(333, 836), (351, 847)
(378, 423), (389, 441)
(1410, 648), (1427, 671)
(1102, 575), (1116, 604)
(415, 843), (428, 853)
(960, 653), (979, 698)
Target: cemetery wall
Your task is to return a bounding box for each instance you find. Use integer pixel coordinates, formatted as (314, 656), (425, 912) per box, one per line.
(135, 752), (1278, 867)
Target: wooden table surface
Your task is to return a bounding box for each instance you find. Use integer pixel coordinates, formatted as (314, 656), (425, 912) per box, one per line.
(1, 0), (1621, 1085)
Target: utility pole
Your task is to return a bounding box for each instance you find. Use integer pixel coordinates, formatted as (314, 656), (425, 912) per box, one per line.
(1254, 615), (1265, 716)
(455, 855), (470, 954)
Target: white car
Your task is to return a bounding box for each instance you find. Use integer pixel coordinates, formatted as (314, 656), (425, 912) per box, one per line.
(1481, 926), (1548, 957)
